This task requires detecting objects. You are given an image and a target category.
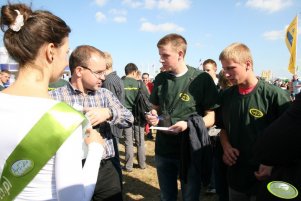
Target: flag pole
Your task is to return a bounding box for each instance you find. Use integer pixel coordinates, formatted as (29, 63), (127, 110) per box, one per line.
(295, 14), (299, 75)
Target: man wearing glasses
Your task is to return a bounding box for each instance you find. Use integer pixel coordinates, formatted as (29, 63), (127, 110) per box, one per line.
(49, 45), (133, 201)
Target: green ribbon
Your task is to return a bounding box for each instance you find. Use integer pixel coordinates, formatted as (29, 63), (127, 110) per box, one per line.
(0, 102), (85, 201)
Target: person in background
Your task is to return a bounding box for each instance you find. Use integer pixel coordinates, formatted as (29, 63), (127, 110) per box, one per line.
(102, 51), (125, 143)
(218, 70), (232, 90)
(291, 74), (301, 100)
(142, 72), (154, 94)
(0, 69), (11, 90)
(122, 63), (148, 172)
(49, 45), (133, 201)
(218, 42), (291, 201)
(48, 77), (68, 91)
(214, 69), (233, 201)
(202, 59), (220, 194)
(102, 51), (125, 188)
(0, 3), (104, 201)
(136, 70), (142, 80)
(142, 72), (154, 140)
(203, 59), (219, 86)
(146, 33), (218, 201)
(103, 52), (125, 105)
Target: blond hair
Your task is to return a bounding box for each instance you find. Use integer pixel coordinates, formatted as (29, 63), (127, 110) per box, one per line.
(104, 51), (113, 70)
(219, 43), (253, 67)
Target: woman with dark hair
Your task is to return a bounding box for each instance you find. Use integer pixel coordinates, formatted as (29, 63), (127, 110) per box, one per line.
(0, 3), (104, 201)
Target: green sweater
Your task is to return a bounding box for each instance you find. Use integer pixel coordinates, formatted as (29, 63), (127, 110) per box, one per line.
(150, 66), (218, 158)
(219, 79), (291, 193)
(123, 77), (149, 111)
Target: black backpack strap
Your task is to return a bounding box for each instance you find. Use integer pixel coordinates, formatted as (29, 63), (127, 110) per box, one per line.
(165, 68), (198, 115)
(138, 80), (141, 89)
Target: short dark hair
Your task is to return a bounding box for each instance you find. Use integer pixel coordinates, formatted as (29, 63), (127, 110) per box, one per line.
(0, 69), (10, 74)
(69, 45), (105, 75)
(124, 63), (138, 75)
(203, 59), (217, 67)
(142, 73), (149, 77)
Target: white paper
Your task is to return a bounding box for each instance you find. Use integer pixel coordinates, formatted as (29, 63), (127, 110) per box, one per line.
(150, 126), (172, 131)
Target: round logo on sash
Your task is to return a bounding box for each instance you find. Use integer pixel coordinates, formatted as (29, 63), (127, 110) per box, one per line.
(179, 93), (190, 101)
(267, 181), (298, 199)
(249, 108), (264, 118)
(10, 160), (34, 177)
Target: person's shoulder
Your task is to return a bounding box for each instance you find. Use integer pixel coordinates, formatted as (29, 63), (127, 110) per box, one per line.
(123, 76), (136, 83)
(259, 79), (285, 93)
(155, 71), (168, 79)
(186, 66), (207, 77)
(258, 79), (291, 99)
(48, 78), (68, 89)
(49, 83), (68, 92)
(98, 87), (113, 94)
(188, 66), (214, 83)
(106, 72), (122, 80)
(220, 85), (237, 97)
(48, 84), (72, 100)
(153, 71), (170, 84)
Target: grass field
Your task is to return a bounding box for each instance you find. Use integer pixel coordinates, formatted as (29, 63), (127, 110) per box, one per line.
(119, 134), (218, 201)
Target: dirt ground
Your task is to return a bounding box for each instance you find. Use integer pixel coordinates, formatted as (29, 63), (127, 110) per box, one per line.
(119, 134), (218, 201)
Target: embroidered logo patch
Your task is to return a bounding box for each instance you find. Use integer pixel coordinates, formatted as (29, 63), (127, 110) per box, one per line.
(249, 108), (264, 118)
(179, 93), (190, 101)
(10, 160), (34, 177)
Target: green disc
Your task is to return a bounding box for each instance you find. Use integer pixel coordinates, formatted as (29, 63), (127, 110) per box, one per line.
(267, 181), (298, 199)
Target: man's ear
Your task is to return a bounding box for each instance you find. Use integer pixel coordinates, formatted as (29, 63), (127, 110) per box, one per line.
(74, 66), (83, 77)
(178, 50), (184, 61)
(246, 60), (252, 71)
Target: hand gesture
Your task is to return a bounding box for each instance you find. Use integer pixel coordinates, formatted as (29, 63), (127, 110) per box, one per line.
(168, 121), (188, 134)
(84, 107), (111, 126)
(84, 128), (105, 145)
(145, 109), (159, 126)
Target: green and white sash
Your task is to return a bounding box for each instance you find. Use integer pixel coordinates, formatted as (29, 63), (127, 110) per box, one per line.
(0, 102), (85, 201)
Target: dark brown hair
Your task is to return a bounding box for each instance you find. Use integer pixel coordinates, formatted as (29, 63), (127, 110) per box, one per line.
(0, 3), (71, 66)
(203, 59), (217, 67)
(69, 45), (105, 75)
(124, 63), (138, 75)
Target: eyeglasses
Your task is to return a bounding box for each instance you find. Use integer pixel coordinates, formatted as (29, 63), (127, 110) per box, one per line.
(80, 65), (106, 78)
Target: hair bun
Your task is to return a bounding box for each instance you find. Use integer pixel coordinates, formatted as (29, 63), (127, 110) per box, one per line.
(9, 10), (24, 32)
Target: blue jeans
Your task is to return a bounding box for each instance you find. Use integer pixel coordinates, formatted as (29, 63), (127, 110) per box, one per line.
(155, 155), (202, 201)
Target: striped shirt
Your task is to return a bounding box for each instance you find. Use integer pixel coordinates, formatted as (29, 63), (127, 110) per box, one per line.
(49, 82), (134, 159)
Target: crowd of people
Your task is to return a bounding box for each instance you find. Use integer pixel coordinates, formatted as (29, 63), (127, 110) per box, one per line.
(0, 2), (300, 201)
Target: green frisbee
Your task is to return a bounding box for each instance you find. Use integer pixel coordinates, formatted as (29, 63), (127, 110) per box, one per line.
(267, 181), (298, 199)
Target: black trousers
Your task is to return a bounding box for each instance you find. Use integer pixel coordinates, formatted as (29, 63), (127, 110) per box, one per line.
(91, 159), (123, 201)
